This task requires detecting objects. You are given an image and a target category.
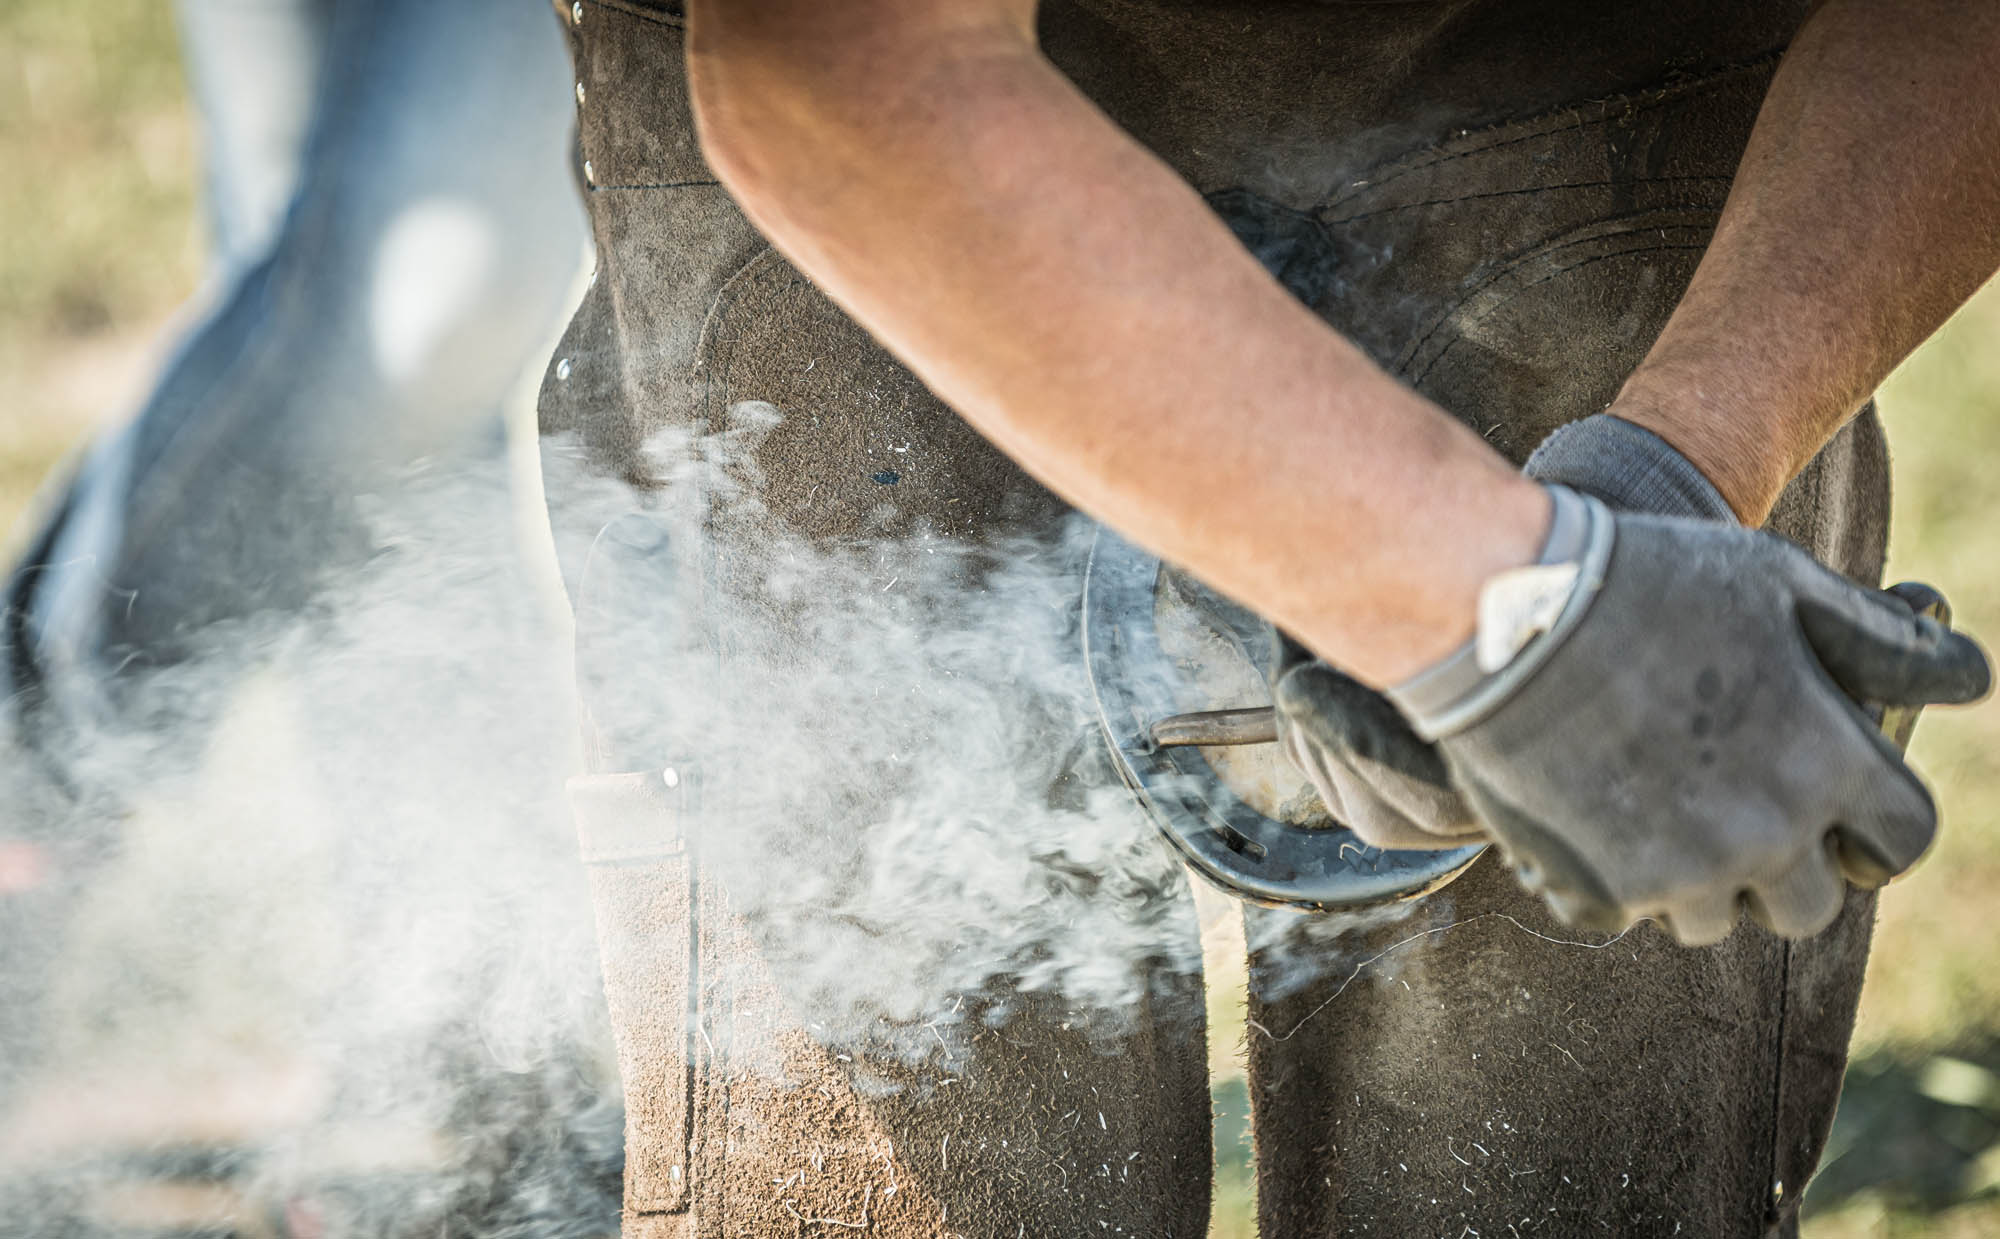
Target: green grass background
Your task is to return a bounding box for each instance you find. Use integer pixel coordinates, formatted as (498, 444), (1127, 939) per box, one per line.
(3, 5), (1997, 1235)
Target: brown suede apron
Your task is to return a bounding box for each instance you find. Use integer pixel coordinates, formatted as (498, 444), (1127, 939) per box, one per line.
(538, 3), (1887, 1235)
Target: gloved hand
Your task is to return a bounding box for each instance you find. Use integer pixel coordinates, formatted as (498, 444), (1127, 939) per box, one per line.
(1270, 414), (1738, 851)
(1270, 631), (1482, 848)
(1385, 484), (1990, 945)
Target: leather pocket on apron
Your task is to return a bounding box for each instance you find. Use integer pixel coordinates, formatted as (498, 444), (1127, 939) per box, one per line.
(1394, 206), (1722, 456)
(1309, 59), (1783, 461)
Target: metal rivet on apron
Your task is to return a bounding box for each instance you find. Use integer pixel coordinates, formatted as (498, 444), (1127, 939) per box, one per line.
(583, 160), (595, 185)
(556, 358), (573, 381)
(571, 0), (583, 24)
(663, 767), (680, 789)
(576, 82), (586, 106)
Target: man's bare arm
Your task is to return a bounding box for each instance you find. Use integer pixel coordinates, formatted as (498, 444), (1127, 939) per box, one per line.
(1613, 0), (2000, 524)
(683, 2), (1549, 689)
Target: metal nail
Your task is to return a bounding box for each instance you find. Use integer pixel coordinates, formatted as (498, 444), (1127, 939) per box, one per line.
(1149, 706), (1277, 748)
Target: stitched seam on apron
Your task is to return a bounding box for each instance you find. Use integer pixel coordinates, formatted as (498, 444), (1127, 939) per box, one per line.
(678, 837), (702, 1214)
(1327, 175), (1732, 226)
(1404, 241), (1712, 388)
(1765, 942), (1794, 1229)
(1401, 204), (1718, 321)
(1321, 53), (1784, 210)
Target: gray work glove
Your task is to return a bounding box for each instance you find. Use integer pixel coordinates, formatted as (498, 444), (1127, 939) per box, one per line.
(1385, 483), (1991, 945)
(1270, 635), (1481, 848)
(1270, 415), (1735, 851)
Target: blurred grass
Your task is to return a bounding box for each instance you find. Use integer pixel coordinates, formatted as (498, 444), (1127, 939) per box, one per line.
(1802, 280), (2000, 1238)
(3, 5), (1998, 1237)
(0, 0), (199, 541)
(1864, 287), (2000, 1053)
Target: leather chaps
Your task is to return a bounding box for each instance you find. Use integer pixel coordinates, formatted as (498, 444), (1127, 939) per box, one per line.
(537, 3), (1887, 1235)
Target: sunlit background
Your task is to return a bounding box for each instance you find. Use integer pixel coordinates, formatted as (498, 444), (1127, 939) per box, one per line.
(4, 4), (1998, 1236)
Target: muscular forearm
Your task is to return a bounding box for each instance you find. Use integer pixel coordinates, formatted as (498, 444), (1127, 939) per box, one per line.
(1616, 0), (2000, 524)
(684, 2), (1547, 687)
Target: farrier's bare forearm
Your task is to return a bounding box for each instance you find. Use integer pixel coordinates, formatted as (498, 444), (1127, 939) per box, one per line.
(684, 2), (1547, 687)
(1616, 0), (2000, 524)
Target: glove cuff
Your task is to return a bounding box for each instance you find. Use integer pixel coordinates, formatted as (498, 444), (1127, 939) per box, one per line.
(1388, 486), (1615, 740)
(1524, 414), (1735, 521)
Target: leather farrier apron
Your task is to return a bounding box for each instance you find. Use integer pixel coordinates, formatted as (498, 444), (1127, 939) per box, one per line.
(537, 3), (1888, 1236)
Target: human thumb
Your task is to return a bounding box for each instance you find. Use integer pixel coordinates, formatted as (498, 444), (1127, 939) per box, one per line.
(1796, 578), (1992, 708)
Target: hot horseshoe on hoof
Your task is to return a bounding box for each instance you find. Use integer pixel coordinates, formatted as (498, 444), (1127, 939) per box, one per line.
(1080, 525), (1483, 911)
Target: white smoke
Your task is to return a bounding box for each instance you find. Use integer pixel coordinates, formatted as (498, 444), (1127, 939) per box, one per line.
(1, 449), (617, 1239)
(0, 401), (1255, 1234)
(543, 403), (1206, 1037)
